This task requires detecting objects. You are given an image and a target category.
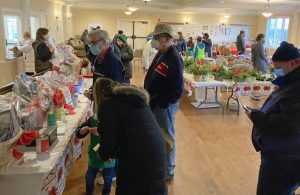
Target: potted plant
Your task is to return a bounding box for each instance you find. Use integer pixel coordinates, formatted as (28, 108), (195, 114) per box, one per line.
(190, 64), (211, 81)
(211, 65), (226, 81)
(184, 58), (195, 73)
(233, 69), (251, 82)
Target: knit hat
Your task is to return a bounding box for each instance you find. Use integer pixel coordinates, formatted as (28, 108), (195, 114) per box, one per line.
(272, 41), (300, 63)
(117, 34), (127, 43)
(153, 24), (174, 38)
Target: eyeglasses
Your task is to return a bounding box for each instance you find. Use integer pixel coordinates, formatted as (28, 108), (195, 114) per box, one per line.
(89, 40), (101, 46)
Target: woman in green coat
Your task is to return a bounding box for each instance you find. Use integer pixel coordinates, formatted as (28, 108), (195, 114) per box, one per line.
(116, 34), (134, 84)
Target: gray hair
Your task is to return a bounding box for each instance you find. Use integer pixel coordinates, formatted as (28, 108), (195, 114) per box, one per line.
(88, 29), (109, 46)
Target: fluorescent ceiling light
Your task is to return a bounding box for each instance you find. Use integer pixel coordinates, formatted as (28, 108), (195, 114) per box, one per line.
(125, 11), (132, 15)
(224, 14), (231, 19)
(127, 6), (138, 12)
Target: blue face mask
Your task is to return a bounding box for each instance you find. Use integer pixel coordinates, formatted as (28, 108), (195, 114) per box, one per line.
(90, 43), (101, 55)
(274, 68), (285, 78)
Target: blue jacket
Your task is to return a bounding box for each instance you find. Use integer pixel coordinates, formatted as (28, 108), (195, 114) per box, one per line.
(92, 48), (124, 84)
(251, 67), (300, 159)
(202, 39), (212, 57)
(176, 40), (187, 53)
(144, 46), (184, 108)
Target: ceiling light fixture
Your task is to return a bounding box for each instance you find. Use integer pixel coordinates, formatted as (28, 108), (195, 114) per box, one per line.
(262, 0), (273, 17)
(223, 9), (231, 19)
(125, 11), (132, 15)
(127, 6), (138, 12)
(143, 0), (151, 4)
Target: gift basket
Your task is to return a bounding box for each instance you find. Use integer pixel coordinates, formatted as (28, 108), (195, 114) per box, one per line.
(12, 74), (49, 130)
(0, 95), (22, 168)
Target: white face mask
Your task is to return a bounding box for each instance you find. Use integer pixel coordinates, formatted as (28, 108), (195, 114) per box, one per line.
(151, 39), (160, 50)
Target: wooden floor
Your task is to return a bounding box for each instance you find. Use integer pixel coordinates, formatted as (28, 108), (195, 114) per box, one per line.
(63, 65), (277, 195)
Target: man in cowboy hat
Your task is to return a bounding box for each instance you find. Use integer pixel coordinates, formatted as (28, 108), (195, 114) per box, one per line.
(144, 23), (184, 182)
(246, 41), (300, 194)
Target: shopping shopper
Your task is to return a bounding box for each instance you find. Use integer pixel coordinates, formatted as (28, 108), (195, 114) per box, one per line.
(194, 36), (206, 62)
(83, 29), (124, 100)
(237, 30), (246, 54)
(87, 29), (124, 84)
(245, 41), (300, 195)
(251, 33), (269, 73)
(186, 37), (195, 57)
(95, 78), (167, 195)
(32, 28), (54, 73)
(81, 29), (89, 55)
(202, 33), (212, 57)
(13, 32), (35, 75)
(175, 32), (187, 55)
(144, 23), (184, 182)
(116, 34), (133, 84)
(76, 117), (115, 195)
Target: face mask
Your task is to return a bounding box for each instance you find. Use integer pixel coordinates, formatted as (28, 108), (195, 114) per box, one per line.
(90, 42), (101, 55)
(151, 39), (160, 50)
(117, 41), (123, 46)
(274, 68), (285, 77)
(43, 34), (50, 40)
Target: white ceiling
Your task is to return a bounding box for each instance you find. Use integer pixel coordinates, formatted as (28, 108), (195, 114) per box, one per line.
(62, 0), (300, 15)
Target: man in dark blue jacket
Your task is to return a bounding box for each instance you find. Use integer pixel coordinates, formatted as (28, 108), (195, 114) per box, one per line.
(144, 23), (184, 182)
(84, 29), (124, 99)
(246, 41), (300, 195)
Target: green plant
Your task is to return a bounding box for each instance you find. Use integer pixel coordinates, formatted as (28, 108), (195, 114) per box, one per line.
(189, 64), (210, 76)
(184, 59), (195, 73)
(223, 68), (234, 80)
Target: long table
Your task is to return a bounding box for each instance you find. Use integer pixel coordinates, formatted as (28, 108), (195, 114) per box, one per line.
(184, 73), (231, 114)
(184, 73), (275, 115)
(0, 78), (92, 195)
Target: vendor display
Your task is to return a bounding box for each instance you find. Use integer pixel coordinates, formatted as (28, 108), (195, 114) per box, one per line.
(183, 57), (276, 114)
(0, 43), (92, 194)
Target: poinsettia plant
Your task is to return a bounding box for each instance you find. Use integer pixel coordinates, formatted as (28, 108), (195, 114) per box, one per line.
(211, 65), (226, 80)
(189, 64), (210, 76)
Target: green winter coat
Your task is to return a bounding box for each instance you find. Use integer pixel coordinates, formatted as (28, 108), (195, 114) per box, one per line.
(75, 117), (115, 169)
(118, 44), (133, 79)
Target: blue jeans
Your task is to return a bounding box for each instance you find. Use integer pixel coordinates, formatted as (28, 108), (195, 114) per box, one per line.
(257, 154), (300, 195)
(85, 166), (115, 195)
(152, 102), (179, 176)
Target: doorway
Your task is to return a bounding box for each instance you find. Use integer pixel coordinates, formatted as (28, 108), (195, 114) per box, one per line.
(118, 19), (150, 50)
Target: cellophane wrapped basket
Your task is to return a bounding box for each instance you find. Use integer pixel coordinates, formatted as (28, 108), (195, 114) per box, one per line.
(0, 95), (22, 168)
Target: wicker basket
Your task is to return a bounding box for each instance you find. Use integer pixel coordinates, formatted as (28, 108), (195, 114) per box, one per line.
(0, 127), (22, 168)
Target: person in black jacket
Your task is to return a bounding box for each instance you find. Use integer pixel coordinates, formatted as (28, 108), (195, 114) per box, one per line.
(32, 28), (54, 73)
(246, 41), (300, 195)
(144, 23), (184, 182)
(94, 78), (167, 195)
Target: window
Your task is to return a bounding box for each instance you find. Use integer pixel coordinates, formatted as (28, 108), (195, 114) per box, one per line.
(266, 17), (289, 48)
(3, 11), (22, 59)
(4, 15), (20, 44)
(30, 15), (40, 39)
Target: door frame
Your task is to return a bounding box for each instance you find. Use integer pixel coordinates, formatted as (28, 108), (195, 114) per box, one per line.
(117, 19), (150, 49)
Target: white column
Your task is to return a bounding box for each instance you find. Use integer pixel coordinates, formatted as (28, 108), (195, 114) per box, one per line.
(22, 0), (31, 32)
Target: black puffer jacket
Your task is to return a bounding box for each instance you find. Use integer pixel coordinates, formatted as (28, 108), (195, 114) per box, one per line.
(251, 67), (300, 158)
(98, 84), (167, 195)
